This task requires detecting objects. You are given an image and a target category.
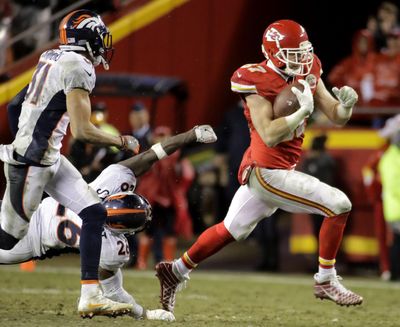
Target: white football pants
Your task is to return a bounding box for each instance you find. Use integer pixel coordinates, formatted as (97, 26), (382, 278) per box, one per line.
(1, 155), (100, 239)
(224, 167), (351, 241)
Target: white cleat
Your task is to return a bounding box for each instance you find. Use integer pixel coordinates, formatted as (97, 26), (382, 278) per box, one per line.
(145, 309), (176, 322)
(78, 288), (133, 318)
(314, 273), (363, 306)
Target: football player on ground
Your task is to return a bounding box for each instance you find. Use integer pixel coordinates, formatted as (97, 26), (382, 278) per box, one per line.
(0, 9), (140, 317)
(155, 19), (363, 313)
(0, 124), (217, 321)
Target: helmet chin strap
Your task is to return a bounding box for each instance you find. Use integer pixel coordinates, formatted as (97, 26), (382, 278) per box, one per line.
(86, 42), (109, 70)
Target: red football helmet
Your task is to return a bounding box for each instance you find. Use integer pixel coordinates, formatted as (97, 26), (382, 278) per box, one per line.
(262, 19), (313, 76)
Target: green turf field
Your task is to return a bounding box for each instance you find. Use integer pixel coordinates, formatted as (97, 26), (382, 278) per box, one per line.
(0, 262), (399, 327)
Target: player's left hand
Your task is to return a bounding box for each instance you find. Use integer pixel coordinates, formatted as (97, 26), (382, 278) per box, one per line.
(119, 135), (140, 154)
(194, 125), (217, 143)
(332, 86), (358, 109)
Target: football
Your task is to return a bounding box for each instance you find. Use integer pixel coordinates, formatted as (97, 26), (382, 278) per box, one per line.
(272, 81), (304, 119)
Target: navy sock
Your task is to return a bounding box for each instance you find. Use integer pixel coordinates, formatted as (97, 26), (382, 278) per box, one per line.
(0, 226), (19, 250)
(79, 203), (106, 281)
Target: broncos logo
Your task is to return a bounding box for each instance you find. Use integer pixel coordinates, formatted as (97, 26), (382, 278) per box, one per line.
(72, 14), (102, 31)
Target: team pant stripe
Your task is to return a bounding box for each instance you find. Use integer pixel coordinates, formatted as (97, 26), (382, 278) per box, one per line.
(255, 167), (335, 217)
(8, 165), (30, 222)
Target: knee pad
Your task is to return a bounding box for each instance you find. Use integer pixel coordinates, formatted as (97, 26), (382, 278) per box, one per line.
(79, 203), (107, 224)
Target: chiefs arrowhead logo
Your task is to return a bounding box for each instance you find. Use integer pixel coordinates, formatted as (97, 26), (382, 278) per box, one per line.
(265, 28), (284, 42)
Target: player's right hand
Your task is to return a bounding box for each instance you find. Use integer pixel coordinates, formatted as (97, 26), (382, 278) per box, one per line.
(291, 79), (314, 116)
(194, 125), (217, 143)
(119, 135), (140, 154)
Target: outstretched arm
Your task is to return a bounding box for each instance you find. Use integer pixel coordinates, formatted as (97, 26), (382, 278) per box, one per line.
(67, 89), (139, 153)
(118, 125), (217, 177)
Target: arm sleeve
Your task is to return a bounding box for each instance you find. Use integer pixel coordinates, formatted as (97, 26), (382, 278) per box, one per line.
(7, 85), (28, 137)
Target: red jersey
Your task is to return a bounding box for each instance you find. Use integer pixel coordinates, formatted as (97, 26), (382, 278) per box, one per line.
(231, 55), (322, 183)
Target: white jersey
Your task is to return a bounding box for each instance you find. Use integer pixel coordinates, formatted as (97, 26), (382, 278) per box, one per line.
(12, 49), (96, 166)
(0, 164), (137, 269)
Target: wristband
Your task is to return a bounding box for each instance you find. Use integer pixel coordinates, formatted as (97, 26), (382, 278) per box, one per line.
(151, 143), (168, 159)
(284, 107), (308, 131)
(335, 102), (353, 120)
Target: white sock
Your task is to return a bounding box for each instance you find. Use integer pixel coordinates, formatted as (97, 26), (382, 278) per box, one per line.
(81, 283), (99, 298)
(318, 266), (336, 276)
(174, 258), (192, 279)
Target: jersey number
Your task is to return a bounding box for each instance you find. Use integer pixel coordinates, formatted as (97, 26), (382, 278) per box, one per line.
(57, 219), (81, 247)
(26, 61), (52, 105)
(117, 240), (130, 256)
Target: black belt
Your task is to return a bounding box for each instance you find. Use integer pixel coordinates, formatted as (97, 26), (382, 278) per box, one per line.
(12, 151), (51, 167)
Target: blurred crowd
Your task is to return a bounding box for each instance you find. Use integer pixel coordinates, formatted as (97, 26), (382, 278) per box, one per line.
(328, 2), (400, 109)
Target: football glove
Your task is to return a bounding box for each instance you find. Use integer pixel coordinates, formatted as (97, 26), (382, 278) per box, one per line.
(332, 86), (358, 109)
(291, 79), (314, 116)
(145, 309), (175, 322)
(194, 125), (217, 143)
(119, 135), (140, 154)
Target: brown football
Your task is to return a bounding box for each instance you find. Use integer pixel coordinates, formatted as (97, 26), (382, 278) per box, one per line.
(272, 81), (304, 119)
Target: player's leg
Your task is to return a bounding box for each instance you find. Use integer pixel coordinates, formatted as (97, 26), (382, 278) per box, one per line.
(156, 184), (275, 312)
(250, 167), (362, 306)
(45, 156), (132, 317)
(0, 163), (52, 250)
(0, 236), (35, 264)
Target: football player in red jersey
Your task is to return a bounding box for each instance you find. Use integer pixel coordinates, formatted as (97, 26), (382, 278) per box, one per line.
(155, 19), (363, 313)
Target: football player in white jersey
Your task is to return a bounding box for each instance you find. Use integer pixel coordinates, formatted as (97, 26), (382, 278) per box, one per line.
(0, 10), (140, 317)
(0, 124), (217, 320)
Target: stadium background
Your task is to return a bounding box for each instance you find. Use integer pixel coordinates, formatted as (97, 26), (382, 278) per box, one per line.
(0, 0), (391, 265)
(1, 1), (399, 325)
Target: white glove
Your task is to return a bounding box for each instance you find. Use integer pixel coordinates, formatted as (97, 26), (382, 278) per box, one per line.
(291, 79), (314, 116)
(194, 125), (217, 143)
(145, 309), (176, 321)
(332, 86), (358, 109)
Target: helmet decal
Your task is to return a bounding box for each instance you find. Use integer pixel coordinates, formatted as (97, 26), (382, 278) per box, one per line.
(265, 27), (285, 42)
(71, 14), (94, 28)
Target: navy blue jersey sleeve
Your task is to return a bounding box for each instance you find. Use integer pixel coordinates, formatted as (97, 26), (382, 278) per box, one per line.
(7, 85), (28, 137)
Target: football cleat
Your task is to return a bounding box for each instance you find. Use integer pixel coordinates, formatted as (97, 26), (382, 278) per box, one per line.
(78, 288), (133, 318)
(145, 309), (176, 321)
(314, 273), (363, 306)
(155, 261), (186, 313)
